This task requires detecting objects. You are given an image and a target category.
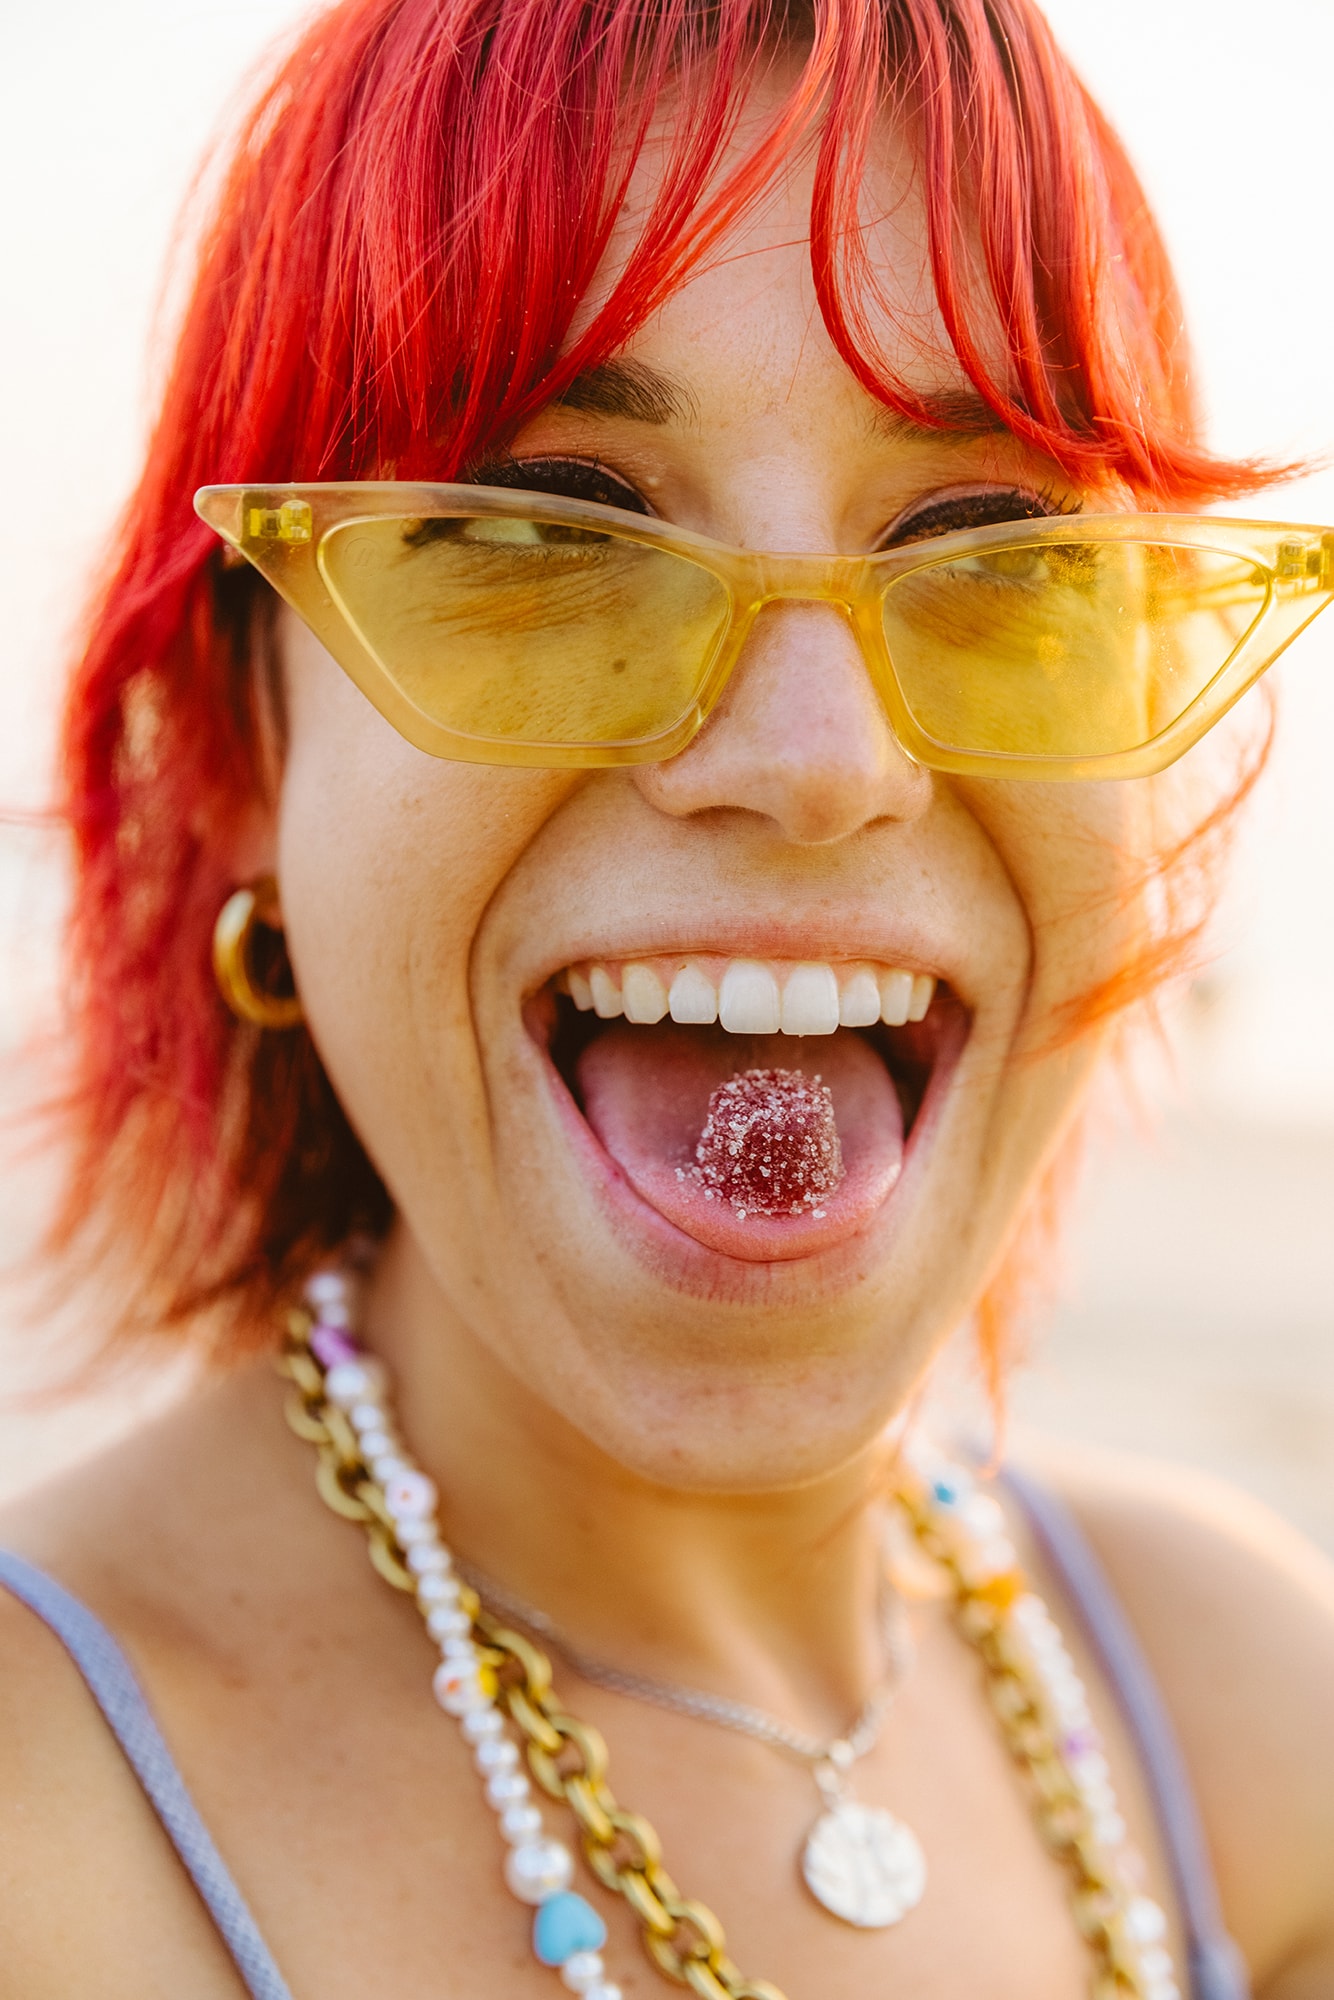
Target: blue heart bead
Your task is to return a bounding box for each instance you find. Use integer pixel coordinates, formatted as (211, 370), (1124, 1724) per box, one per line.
(532, 1890), (608, 1967)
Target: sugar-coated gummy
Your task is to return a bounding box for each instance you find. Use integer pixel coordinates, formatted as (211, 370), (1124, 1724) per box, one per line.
(693, 1067), (844, 1216)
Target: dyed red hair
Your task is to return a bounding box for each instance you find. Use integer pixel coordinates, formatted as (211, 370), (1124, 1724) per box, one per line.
(54, 0), (1267, 1354)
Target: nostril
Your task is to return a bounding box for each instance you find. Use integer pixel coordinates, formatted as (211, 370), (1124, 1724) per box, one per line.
(632, 607), (930, 842)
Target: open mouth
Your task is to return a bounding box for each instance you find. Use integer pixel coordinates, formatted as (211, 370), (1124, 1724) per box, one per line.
(527, 953), (966, 1263)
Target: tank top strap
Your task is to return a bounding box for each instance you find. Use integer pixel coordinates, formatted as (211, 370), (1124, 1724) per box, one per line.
(0, 1548), (294, 2000)
(999, 1467), (1251, 2000)
(0, 1498), (1254, 2000)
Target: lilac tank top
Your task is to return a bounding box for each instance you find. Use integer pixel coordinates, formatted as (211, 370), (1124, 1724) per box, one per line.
(0, 1474), (1249, 1999)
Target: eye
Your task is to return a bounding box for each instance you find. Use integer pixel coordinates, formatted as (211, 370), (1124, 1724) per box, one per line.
(881, 486), (1083, 549)
(401, 455), (654, 553)
(470, 455), (653, 518)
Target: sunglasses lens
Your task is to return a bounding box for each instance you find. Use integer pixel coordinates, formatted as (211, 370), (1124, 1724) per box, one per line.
(318, 513), (731, 753)
(881, 539), (1269, 760)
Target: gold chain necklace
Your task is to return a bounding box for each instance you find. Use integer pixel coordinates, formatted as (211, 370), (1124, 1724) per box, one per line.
(454, 1546), (924, 1928)
(278, 1272), (1179, 2000)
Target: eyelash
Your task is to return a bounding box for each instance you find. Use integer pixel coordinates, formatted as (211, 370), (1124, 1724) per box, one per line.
(472, 456), (1082, 543)
(883, 484), (1084, 547)
(470, 454), (651, 517)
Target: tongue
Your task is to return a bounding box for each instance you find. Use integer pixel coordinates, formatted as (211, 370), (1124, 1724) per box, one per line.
(576, 1023), (904, 1260)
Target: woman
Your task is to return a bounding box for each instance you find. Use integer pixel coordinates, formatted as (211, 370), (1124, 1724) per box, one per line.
(1, 0), (1330, 1994)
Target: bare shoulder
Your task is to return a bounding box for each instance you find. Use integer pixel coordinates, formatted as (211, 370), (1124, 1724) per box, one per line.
(0, 1543), (235, 1993)
(0, 1378), (292, 1996)
(1025, 1442), (1334, 1996)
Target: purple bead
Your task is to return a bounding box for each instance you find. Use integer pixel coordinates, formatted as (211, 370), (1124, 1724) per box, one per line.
(1062, 1727), (1101, 1759)
(310, 1323), (360, 1368)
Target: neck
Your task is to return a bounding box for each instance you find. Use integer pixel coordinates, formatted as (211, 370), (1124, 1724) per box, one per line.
(363, 1229), (897, 1735)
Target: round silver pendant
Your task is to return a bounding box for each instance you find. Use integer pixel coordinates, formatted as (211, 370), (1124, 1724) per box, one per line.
(801, 1801), (927, 1928)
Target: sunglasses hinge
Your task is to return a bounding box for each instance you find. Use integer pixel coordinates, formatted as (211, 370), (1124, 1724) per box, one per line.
(246, 499), (313, 545)
(1274, 534), (1332, 593)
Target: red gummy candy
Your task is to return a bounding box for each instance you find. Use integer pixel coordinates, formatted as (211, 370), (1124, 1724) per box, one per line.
(693, 1067), (844, 1217)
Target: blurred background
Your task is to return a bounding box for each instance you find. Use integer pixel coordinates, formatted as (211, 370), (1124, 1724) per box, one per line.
(1, 1), (1331, 1543)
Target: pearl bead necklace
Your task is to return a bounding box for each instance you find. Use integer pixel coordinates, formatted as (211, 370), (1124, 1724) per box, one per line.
(286, 1260), (1180, 2000)
(302, 1266), (620, 1999)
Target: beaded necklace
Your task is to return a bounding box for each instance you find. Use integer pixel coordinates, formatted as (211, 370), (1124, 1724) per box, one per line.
(281, 1264), (1180, 2000)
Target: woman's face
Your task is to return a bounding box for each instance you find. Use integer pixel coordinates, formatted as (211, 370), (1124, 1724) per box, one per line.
(274, 124), (1147, 1493)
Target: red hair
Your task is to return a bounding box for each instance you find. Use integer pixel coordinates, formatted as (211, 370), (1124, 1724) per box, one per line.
(54, 0), (1267, 1353)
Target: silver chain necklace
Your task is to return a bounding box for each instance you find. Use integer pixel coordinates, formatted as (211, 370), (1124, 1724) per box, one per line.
(454, 1547), (929, 1929)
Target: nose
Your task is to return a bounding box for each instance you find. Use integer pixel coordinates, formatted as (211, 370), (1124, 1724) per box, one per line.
(634, 598), (932, 845)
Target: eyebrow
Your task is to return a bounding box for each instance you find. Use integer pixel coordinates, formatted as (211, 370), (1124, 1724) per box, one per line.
(554, 357), (697, 426)
(869, 389), (1013, 443)
(556, 359), (1007, 443)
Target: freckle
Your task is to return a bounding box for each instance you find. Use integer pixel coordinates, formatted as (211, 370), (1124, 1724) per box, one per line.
(691, 1068), (844, 1218)
(609, 657), (628, 674)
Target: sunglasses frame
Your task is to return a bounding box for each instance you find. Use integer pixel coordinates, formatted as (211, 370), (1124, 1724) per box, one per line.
(195, 482), (1334, 782)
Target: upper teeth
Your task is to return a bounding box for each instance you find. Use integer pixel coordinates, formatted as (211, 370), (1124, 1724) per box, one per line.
(560, 957), (936, 1034)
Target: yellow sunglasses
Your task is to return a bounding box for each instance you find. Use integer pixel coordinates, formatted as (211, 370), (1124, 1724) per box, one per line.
(195, 483), (1334, 782)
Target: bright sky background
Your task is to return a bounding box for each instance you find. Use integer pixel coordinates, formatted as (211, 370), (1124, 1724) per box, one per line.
(3, 0), (1333, 1120)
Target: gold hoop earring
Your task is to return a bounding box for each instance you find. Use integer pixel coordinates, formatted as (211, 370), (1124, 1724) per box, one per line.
(212, 877), (305, 1029)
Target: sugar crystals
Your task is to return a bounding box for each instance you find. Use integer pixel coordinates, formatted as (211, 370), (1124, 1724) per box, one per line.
(691, 1067), (844, 1218)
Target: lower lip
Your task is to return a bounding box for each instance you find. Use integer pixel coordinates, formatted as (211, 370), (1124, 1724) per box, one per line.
(529, 1002), (970, 1296)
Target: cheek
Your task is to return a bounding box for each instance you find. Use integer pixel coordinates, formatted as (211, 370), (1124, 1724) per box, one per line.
(939, 783), (1150, 1293)
(271, 624), (573, 1189)
(961, 779), (1151, 1025)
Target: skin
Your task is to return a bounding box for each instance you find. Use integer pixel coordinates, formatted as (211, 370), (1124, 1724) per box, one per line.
(0, 103), (1330, 2000)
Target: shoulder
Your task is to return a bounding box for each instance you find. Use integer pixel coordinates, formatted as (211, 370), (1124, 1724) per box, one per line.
(0, 1372), (299, 1995)
(0, 1528), (219, 1994)
(1023, 1443), (1334, 1996)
